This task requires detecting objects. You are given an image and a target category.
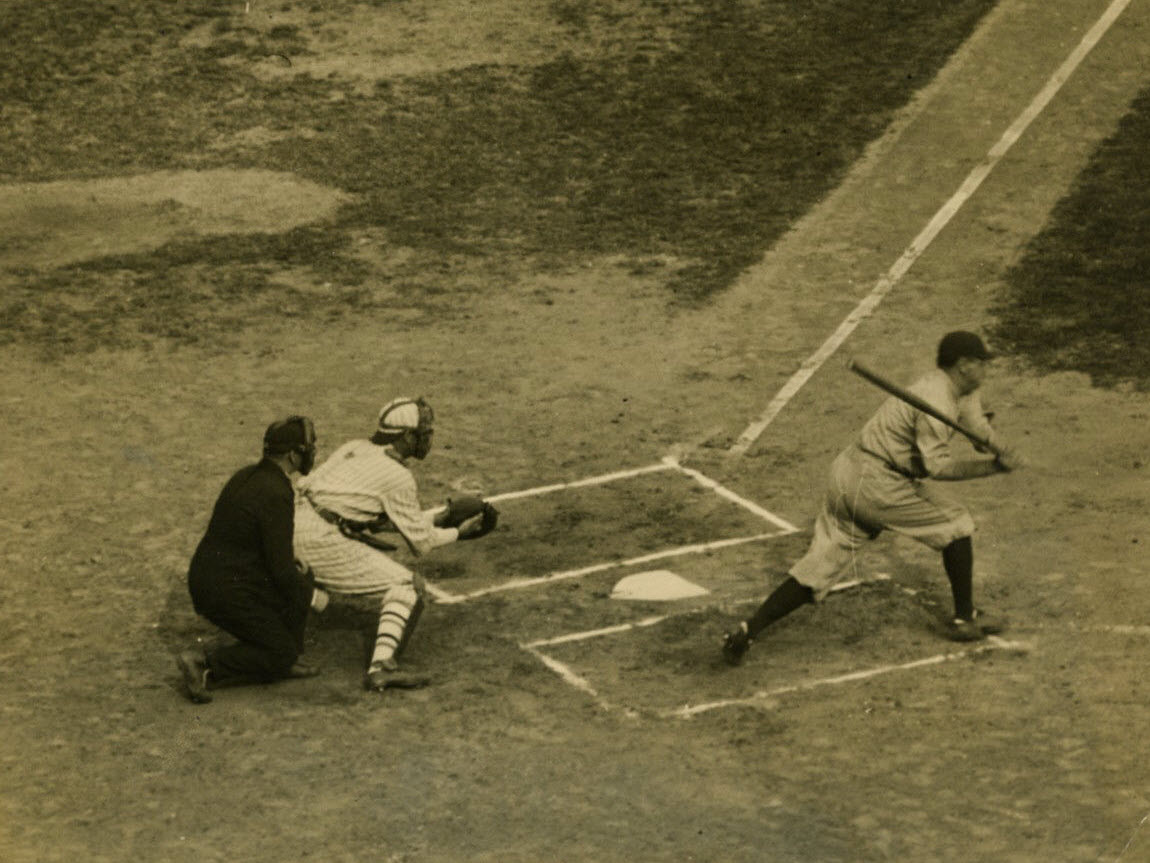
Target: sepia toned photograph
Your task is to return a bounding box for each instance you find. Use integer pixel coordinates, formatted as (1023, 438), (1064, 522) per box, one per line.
(1, 1), (1147, 860)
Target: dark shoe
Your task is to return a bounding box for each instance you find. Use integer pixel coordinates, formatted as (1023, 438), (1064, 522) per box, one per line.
(722, 622), (753, 666)
(946, 617), (985, 642)
(363, 658), (431, 692)
(946, 609), (1007, 642)
(177, 650), (212, 703)
(970, 608), (1006, 635)
(288, 661), (321, 679)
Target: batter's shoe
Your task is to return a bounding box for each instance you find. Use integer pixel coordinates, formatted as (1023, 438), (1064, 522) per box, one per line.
(946, 609), (1007, 642)
(363, 658), (431, 692)
(722, 622), (753, 666)
(970, 608), (1007, 635)
(177, 650), (213, 704)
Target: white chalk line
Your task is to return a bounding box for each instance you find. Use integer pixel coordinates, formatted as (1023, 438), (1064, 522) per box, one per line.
(728, 0), (1134, 457)
(1069, 623), (1150, 637)
(436, 531), (784, 604)
(531, 616), (1150, 722)
(520, 576), (899, 717)
(524, 614), (675, 649)
(430, 459), (799, 604)
(484, 461), (676, 503)
(668, 457), (800, 532)
(421, 581), (457, 603)
(1110, 809), (1150, 863)
(523, 574), (891, 649)
(530, 613), (1150, 719)
(666, 637), (1032, 719)
(521, 646), (614, 713)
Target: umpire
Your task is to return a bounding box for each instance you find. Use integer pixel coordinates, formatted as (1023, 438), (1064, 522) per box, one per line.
(177, 416), (324, 704)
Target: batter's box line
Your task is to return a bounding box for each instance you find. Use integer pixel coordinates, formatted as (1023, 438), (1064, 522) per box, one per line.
(428, 456), (800, 605)
(519, 575), (894, 718)
(522, 575), (891, 650)
(521, 631), (1031, 722)
(665, 635), (1032, 719)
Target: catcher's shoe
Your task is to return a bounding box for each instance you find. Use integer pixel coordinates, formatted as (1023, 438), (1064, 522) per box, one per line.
(177, 650), (212, 704)
(722, 622), (753, 666)
(946, 609), (1007, 642)
(363, 658), (431, 692)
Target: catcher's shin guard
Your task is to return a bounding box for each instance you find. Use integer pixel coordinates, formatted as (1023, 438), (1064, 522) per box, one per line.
(368, 583), (421, 667)
(393, 595), (424, 660)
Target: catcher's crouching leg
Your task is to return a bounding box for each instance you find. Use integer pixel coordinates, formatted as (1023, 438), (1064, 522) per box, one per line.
(364, 581), (431, 692)
(394, 593), (424, 660)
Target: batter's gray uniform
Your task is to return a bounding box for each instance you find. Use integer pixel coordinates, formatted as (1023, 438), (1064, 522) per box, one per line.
(790, 368), (994, 599)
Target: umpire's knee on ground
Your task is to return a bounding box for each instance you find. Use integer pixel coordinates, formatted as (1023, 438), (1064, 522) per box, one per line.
(193, 588), (308, 684)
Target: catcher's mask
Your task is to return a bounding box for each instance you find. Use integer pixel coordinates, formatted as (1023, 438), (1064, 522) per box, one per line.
(377, 397), (435, 460)
(263, 415), (317, 475)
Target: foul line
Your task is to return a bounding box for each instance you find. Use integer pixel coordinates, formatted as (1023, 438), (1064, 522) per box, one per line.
(729, 0), (1133, 456)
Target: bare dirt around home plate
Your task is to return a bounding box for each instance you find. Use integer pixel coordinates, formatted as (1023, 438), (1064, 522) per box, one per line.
(1, 1), (1149, 862)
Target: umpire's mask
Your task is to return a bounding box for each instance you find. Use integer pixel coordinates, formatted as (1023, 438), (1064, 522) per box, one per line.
(264, 415), (318, 475)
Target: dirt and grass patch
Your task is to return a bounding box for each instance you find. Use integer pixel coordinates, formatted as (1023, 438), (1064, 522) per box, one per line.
(1, 0), (999, 353)
(991, 86), (1150, 390)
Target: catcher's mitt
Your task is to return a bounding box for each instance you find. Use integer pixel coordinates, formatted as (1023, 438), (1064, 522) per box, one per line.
(438, 495), (487, 528)
(439, 495), (499, 539)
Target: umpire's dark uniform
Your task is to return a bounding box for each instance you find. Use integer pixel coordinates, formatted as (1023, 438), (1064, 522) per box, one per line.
(188, 455), (314, 685)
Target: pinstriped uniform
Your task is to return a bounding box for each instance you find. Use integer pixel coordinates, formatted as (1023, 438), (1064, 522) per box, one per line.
(294, 440), (458, 596)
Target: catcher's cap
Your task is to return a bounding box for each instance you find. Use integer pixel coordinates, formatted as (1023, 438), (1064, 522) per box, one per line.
(377, 397), (434, 433)
(263, 415), (316, 453)
(937, 331), (993, 367)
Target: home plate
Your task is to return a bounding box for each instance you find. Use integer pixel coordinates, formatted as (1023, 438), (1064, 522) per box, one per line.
(610, 570), (710, 601)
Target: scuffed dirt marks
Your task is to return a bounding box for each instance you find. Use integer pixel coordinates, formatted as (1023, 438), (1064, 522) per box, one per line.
(0, 170), (354, 354)
(192, 0), (687, 84)
(0, 169), (349, 268)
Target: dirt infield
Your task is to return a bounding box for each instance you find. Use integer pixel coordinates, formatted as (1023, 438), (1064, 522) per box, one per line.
(2, 1), (1149, 861)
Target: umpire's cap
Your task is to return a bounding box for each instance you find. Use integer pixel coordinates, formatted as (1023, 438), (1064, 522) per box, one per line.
(937, 331), (993, 367)
(263, 415), (316, 454)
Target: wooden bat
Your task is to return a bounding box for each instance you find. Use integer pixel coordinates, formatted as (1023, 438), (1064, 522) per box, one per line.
(846, 359), (1000, 455)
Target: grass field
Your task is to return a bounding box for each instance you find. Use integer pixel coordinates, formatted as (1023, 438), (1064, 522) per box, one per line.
(993, 86), (1150, 389)
(1, 0), (999, 350)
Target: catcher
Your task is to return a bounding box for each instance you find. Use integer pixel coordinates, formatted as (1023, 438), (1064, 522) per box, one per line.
(293, 397), (498, 692)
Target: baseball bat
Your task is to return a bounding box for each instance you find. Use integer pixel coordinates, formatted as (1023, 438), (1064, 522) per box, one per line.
(846, 359), (999, 454)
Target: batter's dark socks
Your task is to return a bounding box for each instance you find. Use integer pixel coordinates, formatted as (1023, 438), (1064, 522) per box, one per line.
(942, 536), (975, 620)
(746, 576), (814, 638)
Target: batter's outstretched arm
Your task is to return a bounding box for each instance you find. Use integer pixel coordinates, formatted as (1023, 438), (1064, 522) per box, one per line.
(848, 359), (997, 453)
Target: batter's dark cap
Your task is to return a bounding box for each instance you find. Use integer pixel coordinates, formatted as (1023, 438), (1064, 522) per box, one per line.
(263, 415), (315, 453)
(937, 331), (993, 367)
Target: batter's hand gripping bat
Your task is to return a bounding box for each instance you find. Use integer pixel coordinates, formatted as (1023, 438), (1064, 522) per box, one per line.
(846, 359), (1002, 456)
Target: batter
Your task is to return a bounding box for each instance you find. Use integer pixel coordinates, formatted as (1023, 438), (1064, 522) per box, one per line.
(723, 331), (1026, 666)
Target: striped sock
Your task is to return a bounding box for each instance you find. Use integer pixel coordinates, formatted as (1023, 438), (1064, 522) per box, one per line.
(370, 600), (411, 667)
